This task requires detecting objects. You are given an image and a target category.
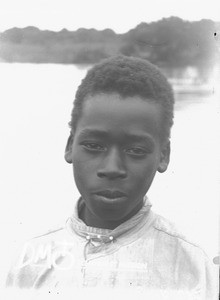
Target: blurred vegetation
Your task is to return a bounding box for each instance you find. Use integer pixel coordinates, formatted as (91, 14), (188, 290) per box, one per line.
(0, 17), (219, 69)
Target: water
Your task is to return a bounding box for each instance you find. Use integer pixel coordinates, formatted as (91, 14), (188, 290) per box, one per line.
(0, 63), (219, 282)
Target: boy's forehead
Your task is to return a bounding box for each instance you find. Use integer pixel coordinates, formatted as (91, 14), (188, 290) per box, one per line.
(77, 93), (163, 139)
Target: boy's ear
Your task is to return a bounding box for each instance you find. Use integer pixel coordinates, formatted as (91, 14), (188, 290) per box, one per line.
(157, 140), (170, 173)
(64, 133), (74, 164)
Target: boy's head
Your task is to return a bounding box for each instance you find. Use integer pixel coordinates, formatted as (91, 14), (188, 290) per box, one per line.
(65, 55), (175, 229)
(69, 55), (174, 143)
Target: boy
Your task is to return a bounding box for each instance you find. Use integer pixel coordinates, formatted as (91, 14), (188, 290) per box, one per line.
(6, 56), (217, 298)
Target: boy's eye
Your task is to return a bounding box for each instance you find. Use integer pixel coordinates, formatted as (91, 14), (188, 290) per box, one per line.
(81, 143), (149, 156)
(126, 148), (148, 156)
(82, 142), (105, 151)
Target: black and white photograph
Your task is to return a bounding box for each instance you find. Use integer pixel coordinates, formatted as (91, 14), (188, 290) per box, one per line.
(0, 0), (219, 299)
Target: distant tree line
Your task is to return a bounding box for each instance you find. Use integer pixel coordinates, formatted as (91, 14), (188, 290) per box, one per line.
(0, 17), (219, 69)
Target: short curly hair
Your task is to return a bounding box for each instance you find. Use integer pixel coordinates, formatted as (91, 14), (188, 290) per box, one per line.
(69, 55), (174, 141)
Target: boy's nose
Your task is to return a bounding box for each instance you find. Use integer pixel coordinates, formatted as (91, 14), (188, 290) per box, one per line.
(97, 148), (127, 179)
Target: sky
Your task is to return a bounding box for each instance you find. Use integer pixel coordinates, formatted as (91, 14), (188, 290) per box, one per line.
(0, 0), (219, 33)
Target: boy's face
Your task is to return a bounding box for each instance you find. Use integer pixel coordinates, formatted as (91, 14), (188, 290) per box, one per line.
(65, 93), (170, 229)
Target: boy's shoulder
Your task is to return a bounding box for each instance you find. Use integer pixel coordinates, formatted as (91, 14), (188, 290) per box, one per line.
(23, 225), (74, 249)
(152, 213), (203, 251)
(32, 226), (66, 240)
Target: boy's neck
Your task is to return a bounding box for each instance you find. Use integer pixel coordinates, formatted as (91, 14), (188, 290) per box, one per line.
(79, 200), (144, 230)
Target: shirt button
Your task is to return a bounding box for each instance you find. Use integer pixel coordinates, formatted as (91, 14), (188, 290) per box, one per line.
(109, 236), (114, 241)
(97, 234), (101, 239)
(86, 235), (91, 240)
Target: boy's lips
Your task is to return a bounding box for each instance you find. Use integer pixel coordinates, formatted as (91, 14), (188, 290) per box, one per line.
(95, 190), (127, 199)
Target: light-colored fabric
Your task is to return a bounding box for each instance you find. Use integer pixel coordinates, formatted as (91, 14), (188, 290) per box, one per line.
(6, 196), (218, 299)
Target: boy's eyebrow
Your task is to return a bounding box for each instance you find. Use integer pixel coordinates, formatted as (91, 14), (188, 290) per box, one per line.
(79, 129), (109, 138)
(78, 129), (154, 144)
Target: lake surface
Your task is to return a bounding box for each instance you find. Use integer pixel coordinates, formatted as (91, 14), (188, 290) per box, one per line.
(0, 63), (219, 281)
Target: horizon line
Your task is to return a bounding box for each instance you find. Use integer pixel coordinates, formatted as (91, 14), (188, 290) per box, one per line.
(1, 16), (219, 35)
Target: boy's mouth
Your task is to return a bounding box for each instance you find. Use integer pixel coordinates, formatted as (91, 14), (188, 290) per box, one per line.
(95, 190), (127, 199)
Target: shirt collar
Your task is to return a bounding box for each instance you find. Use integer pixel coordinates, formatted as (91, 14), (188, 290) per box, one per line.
(66, 195), (152, 243)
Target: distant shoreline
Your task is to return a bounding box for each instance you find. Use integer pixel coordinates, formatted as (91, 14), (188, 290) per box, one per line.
(0, 17), (219, 67)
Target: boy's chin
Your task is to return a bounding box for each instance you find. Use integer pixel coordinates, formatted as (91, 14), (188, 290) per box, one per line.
(92, 205), (141, 224)
(88, 206), (131, 224)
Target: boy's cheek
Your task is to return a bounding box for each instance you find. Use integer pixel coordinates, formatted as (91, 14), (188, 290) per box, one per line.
(72, 154), (98, 169)
(130, 157), (158, 176)
(72, 157), (95, 183)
